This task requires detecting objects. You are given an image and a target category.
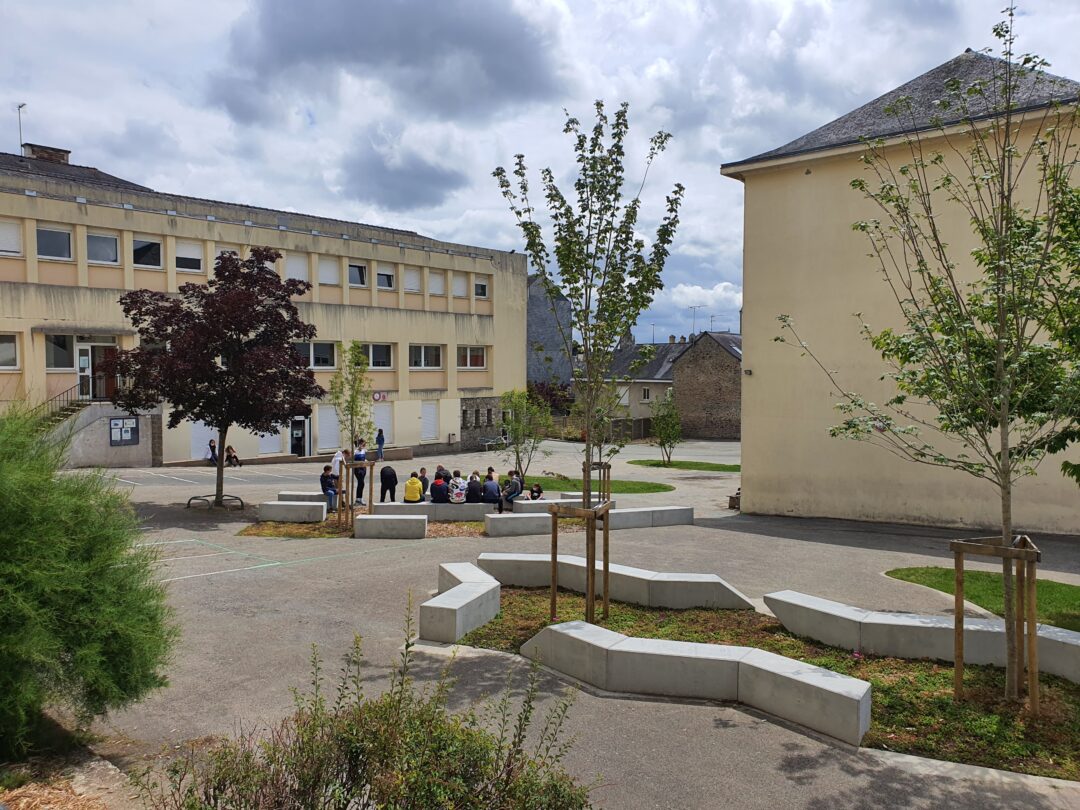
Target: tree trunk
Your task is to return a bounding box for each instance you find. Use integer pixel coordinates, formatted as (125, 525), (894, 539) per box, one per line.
(215, 425), (228, 507)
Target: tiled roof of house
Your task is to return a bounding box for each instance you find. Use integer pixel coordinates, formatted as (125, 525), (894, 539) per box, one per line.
(608, 340), (689, 381)
(724, 50), (1080, 170)
(0, 152), (153, 192)
(695, 331), (742, 361)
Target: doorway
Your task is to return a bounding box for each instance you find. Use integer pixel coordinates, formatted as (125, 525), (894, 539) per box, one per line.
(76, 338), (118, 399)
(290, 417), (310, 457)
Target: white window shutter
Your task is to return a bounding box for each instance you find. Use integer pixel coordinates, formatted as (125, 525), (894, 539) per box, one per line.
(317, 404), (340, 450)
(318, 256), (339, 284)
(259, 431), (282, 454)
(176, 240), (202, 260)
(452, 273), (467, 297)
(421, 401), (438, 441)
(429, 271), (445, 295)
(189, 420), (217, 459)
(404, 267), (421, 292)
(373, 402), (393, 444)
(286, 253), (309, 280)
(0, 220), (21, 254)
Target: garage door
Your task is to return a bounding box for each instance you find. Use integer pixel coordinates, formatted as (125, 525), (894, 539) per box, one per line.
(317, 404), (340, 451)
(259, 431), (282, 455)
(373, 402), (393, 444)
(189, 420), (216, 459)
(421, 400), (438, 441)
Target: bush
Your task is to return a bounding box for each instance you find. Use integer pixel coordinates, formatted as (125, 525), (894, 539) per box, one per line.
(0, 407), (176, 757)
(140, 629), (592, 809)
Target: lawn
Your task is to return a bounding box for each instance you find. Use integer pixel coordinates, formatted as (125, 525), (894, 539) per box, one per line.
(523, 475), (674, 494)
(627, 459), (740, 472)
(887, 567), (1080, 632)
(460, 588), (1080, 780)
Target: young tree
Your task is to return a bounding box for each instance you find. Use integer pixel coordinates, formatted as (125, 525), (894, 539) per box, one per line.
(650, 389), (682, 465)
(1, 407), (176, 757)
(495, 101), (684, 503)
(499, 388), (553, 482)
(108, 248), (325, 506)
(328, 341), (375, 449)
(778, 13), (1080, 700)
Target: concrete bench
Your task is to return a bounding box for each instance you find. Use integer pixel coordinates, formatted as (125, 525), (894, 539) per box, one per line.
(276, 491), (326, 503)
(437, 562), (499, 594)
(353, 515), (427, 539)
(512, 498), (618, 513)
(484, 513), (551, 537)
(373, 502), (496, 521)
(764, 590), (1080, 683)
(606, 506), (694, 529)
(476, 553), (753, 610)
(260, 500), (326, 523)
(419, 580), (500, 643)
(520, 621), (871, 745)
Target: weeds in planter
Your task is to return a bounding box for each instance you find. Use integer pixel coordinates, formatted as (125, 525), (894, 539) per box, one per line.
(137, 606), (591, 809)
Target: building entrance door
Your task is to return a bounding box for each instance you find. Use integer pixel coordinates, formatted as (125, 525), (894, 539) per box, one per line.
(290, 417), (309, 457)
(76, 338), (118, 399)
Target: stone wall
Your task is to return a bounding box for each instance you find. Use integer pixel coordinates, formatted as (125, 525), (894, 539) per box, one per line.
(673, 337), (741, 439)
(458, 394), (503, 451)
(526, 278), (573, 385)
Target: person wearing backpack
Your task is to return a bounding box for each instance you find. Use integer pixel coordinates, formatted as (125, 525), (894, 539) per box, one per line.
(501, 470), (523, 511)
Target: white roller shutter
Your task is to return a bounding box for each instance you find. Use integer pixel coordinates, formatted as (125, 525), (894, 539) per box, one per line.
(0, 220), (22, 255)
(373, 402), (393, 444)
(318, 256), (339, 284)
(452, 273), (468, 297)
(189, 420), (217, 459)
(317, 404), (341, 450)
(286, 252), (309, 280)
(259, 431), (282, 455)
(429, 271), (445, 295)
(421, 401), (438, 441)
(404, 267), (422, 292)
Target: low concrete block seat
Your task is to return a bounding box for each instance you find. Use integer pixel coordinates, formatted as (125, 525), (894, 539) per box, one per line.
(276, 491), (326, 503)
(353, 515), (427, 539)
(260, 500), (326, 523)
(438, 562), (499, 594)
(373, 502), (495, 521)
(476, 553), (754, 610)
(606, 506), (694, 529)
(1037, 624), (1080, 681)
(484, 513), (551, 536)
(419, 581), (500, 643)
(520, 622), (871, 745)
(764, 591), (872, 650)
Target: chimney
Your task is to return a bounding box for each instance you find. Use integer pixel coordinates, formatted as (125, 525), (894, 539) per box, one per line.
(22, 143), (71, 164)
(679, 335), (686, 343)
(668, 335), (676, 344)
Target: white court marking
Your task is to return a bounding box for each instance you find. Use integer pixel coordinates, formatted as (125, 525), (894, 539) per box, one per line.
(137, 539), (197, 547)
(147, 471), (201, 484)
(160, 561), (281, 583)
(114, 477), (142, 486)
(158, 551), (236, 562)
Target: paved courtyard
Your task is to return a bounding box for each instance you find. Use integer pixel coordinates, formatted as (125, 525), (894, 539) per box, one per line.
(92, 441), (1079, 809)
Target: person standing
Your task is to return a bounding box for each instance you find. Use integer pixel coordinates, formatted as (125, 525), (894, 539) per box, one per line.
(375, 428), (385, 461)
(331, 446), (346, 479)
(379, 464), (398, 502)
(353, 440), (368, 505)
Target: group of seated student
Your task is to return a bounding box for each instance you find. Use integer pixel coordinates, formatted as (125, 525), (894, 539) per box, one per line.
(400, 466), (543, 513)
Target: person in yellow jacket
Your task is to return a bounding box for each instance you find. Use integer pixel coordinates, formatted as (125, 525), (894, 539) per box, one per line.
(403, 472), (424, 503)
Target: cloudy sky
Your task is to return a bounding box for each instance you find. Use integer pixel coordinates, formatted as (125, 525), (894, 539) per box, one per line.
(3, 0), (1079, 340)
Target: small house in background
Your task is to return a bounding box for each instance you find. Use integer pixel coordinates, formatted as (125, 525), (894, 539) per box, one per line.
(526, 274), (573, 386)
(606, 331), (742, 439)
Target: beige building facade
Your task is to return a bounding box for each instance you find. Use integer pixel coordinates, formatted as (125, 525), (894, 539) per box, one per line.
(0, 144), (526, 464)
(722, 51), (1080, 534)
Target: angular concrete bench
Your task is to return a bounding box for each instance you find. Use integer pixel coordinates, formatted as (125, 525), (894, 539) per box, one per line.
(509, 498), (620, 513)
(260, 500), (326, 523)
(420, 563), (500, 644)
(484, 513), (551, 537)
(353, 515), (427, 539)
(373, 502), (496, 521)
(521, 621), (871, 745)
(277, 491), (326, 503)
(606, 506), (694, 529)
(476, 553), (754, 609)
(764, 590), (1080, 683)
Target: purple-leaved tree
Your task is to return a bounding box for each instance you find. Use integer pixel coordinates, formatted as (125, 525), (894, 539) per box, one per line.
(106, 247), (325, 506)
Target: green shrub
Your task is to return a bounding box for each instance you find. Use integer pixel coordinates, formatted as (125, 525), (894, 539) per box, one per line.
(140, 629), (592, 809)
(0, 407), (177, 757)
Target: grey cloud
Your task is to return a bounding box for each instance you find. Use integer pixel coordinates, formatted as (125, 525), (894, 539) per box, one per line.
(342, 140), (468, 210)
(211, 0), (561, 124)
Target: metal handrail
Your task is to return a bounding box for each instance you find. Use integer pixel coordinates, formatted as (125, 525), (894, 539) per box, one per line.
(39, 374), (132, 420)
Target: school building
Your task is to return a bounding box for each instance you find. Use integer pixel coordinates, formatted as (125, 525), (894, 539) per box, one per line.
(0, 143), (527, 465)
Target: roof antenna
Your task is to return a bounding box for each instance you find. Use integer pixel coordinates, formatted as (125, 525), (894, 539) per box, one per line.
(16, 102), (26, 150)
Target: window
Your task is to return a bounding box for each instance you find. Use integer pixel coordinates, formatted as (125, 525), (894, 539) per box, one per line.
(456, 346), (486, 369)
(474, 408), (480, 427)
(462, 409), (470, 429)
(474, 280), (489, 298)
(452, 273), (468, 298)
(404, 267), (421, 292)
(318, 256), (339, 285)
(0, 334), (17, 368)
(377, 267), (395, 289)
(37, 227), (72, 259)
(429, 270), (445, 295)
(46, 334), (74, 369)
(0, 219), (20, 255)
(286, 253), (309, 281)
(176, 240), (203, 272)
(641, 387), (651, 402)
(360, 343), (393, 368)
(293, 342), (336, 369)
(133, 236), (162, 268)
(486, 408), (493, 426)
(348, 263), (367, 286)
(87, 233), (119, 264)
(409, 344), (442, 369)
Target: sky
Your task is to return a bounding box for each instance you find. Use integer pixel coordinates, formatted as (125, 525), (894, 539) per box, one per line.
(3, 0), (1079, 341)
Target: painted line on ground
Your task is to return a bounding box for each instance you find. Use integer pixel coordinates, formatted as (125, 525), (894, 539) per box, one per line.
(160, 561), (282, 583)
(189, 538), (282, 564)
(157, 551), (237, 562)
(137, 539), (197, 547)
(147, 471), (201, 484)
(113, 477), (142, 486)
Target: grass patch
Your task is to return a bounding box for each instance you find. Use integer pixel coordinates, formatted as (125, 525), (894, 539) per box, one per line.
(887, 567), (1080, 632)
(460, 588), (1080, 780)
(627, 459), (740, 472)
(238, 521), (352, 539)
(524, 475), (674, 494)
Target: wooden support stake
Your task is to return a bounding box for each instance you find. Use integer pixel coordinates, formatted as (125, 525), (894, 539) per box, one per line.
(368, 461), (375, 509)
(602, 511), (610, 620)
(953, 550), (964, 700)
(550, 512), (559, 622)
(1014, 558), (1026, 678)
(1026, 559), (1040, 716)
(585, 514), (596, 624)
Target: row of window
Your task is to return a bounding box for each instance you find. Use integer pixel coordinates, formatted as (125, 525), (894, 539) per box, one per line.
(0, 220), (491, 297)
(291, 342), (489, 371)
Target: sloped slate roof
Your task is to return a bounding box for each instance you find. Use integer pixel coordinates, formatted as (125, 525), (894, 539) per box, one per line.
(0, 152), (152, 192)
(724, 50), (1080, 170)
(608, 341), (689, 381)
(696, 331), (742, 361)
